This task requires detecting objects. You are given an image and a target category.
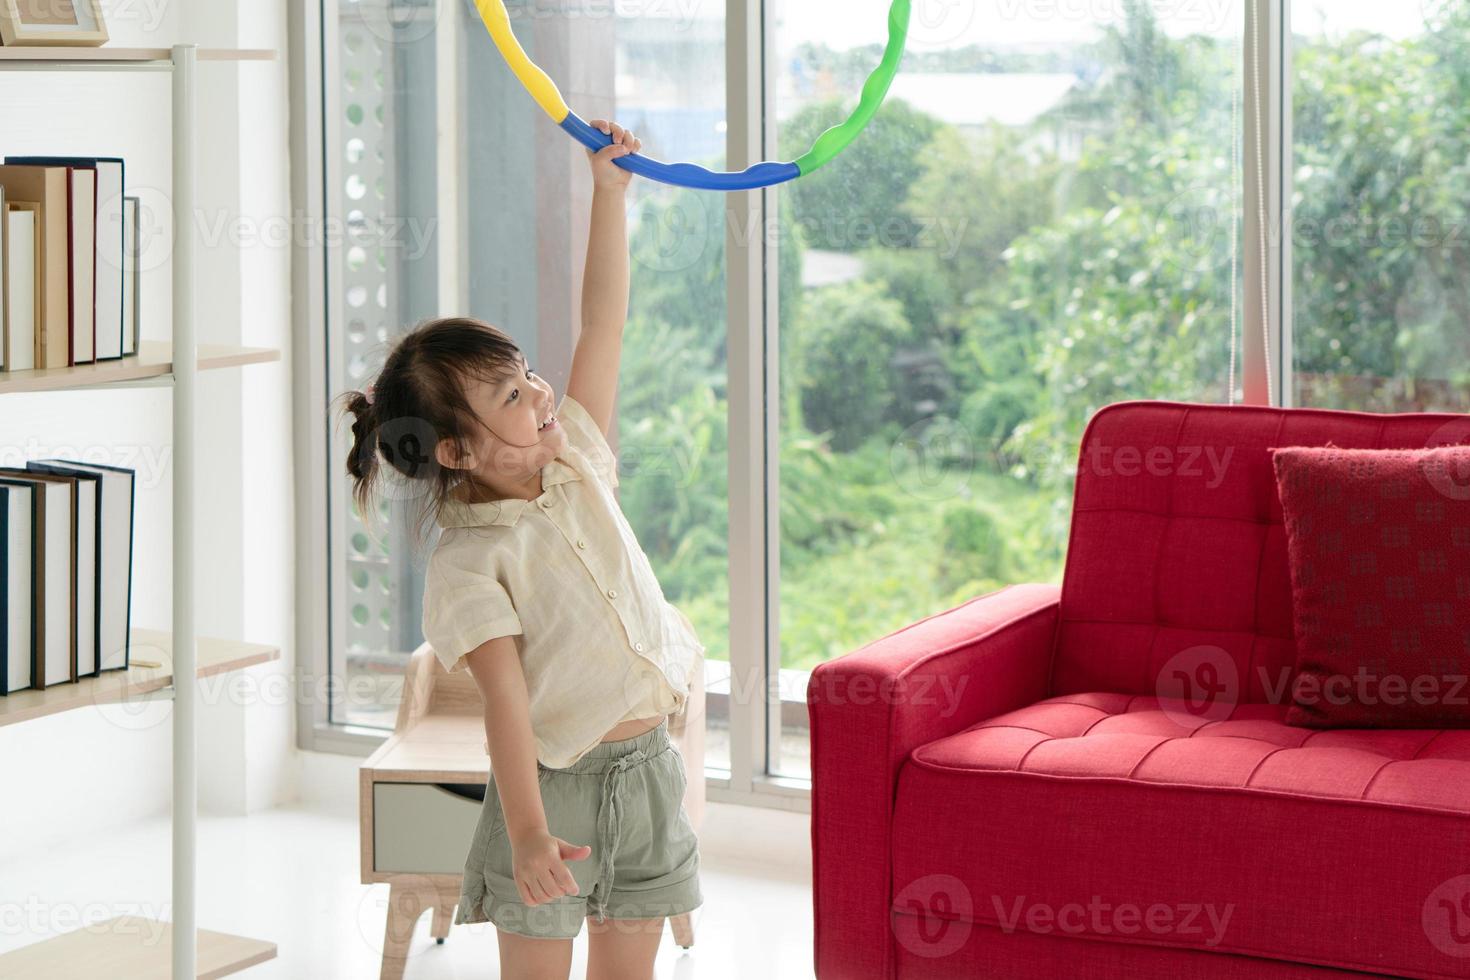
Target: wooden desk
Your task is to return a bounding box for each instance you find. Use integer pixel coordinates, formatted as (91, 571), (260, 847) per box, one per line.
(360, 644), (704, 979)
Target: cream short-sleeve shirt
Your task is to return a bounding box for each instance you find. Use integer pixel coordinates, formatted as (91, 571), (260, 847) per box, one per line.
(420, 392), (707, 769)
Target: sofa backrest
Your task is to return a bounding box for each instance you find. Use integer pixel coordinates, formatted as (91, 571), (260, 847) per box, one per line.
(1051, 400), (1468, 701)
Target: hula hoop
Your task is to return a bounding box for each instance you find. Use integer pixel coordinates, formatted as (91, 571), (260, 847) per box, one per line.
(471, 0), (911, 191)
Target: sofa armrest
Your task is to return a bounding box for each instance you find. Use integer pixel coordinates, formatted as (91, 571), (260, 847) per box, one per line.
(806, 583), (1061, 980)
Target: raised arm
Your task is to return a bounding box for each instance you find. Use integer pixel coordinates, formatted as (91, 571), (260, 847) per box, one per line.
(567, 118), (641, 437)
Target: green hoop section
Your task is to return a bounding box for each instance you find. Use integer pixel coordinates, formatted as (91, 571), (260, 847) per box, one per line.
(795, 0), (911, 177)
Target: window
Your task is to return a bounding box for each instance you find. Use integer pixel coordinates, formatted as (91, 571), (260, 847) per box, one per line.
(1289, 3), (1470, 412)
(769, 0), (1245, 778)
(303, 0), (1460, 803)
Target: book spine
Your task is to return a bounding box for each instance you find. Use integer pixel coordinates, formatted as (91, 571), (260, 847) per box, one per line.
(0, 487), (8, 695)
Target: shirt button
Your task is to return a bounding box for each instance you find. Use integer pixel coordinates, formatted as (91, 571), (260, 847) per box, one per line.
(607, 588), (618, 599)
(541, 497), (554, 508)
(577, 539), (587, 549)
(635, 642), (645, 652)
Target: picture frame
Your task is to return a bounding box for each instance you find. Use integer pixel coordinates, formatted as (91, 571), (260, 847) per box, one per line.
(0, 0), (108, 47)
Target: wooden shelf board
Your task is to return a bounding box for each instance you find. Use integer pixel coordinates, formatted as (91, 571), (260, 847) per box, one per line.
(0, 341), (280, 394)
(0, 629), (279, 728)
(0, 915), (276, 980)
(0, 47), (276, 62)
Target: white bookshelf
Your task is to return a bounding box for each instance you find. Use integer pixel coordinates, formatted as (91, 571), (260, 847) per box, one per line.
(0, 45), (279, 977)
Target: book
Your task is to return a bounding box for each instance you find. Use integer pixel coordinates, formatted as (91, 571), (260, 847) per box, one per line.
(5, 201), (41, 372)
(0, 469), (76, 689)
(65, 165), (96, 365)
(25, 462), (101, 678)
(1, 184), (5, 370)
(0, 165), (69, 369)
(122, 195), (139, 356)
(7, 157), (124, 361)
(30, 460), (133, 672)
(0, 480), (36, 695)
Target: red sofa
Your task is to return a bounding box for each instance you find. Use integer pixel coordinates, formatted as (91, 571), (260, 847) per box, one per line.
(809, 401), (1470, 979)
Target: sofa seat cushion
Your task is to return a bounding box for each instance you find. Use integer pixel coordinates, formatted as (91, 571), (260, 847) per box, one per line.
(893, 692), (1470, 978)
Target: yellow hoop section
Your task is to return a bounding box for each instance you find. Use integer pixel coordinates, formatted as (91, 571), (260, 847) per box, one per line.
(472, 0), (570, 123)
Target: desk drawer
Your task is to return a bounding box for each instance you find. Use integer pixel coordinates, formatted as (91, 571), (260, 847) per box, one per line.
(373, 782), (484, 873)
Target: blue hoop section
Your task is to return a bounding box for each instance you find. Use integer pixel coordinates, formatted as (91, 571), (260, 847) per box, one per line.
(560, 113), (801, 192)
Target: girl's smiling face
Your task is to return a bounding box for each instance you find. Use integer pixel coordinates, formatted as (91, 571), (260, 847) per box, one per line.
(439, 351), (568, 500)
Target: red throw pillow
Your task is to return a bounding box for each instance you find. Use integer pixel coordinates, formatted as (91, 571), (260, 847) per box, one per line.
(1272, 444), (1470, 728)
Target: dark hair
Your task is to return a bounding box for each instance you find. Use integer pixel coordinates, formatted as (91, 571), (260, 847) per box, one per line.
(332, 315), (524, 559)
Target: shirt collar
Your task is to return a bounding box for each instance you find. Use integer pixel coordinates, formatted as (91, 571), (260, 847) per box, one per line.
(436, 456), (582, 528)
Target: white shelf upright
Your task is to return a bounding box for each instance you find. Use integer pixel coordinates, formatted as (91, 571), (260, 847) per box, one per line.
(171, 43), (199, 980)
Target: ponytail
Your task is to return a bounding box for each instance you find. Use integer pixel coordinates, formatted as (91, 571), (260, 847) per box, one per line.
(338, 387), (385, 539)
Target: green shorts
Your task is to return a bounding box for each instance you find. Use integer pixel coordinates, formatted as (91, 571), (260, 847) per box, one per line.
(454, 718), (703, 939)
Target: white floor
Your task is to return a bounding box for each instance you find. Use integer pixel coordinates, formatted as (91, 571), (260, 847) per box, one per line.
(0, 797), (816, 979)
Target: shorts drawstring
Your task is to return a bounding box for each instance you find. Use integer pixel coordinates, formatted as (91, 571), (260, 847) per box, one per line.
(589, 748), (654, 922)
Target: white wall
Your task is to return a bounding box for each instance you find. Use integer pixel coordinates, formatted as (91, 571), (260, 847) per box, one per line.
(0, 0), (297, 868)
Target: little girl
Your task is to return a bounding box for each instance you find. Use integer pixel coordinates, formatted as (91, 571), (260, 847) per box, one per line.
(339, 120), (705, 978)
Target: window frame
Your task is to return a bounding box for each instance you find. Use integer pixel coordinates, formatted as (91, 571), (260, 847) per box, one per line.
(1249, 0), (1289, 407)
(291, 0), (1287, 810)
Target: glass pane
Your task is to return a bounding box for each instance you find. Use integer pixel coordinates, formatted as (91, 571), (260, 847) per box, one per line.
(326, 3), (730, 755)
(620, 5), (731, 774)
(1290, 3), (1470, 411)
(772, 1), (1245, 778)
(330, 4), (438, 729)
